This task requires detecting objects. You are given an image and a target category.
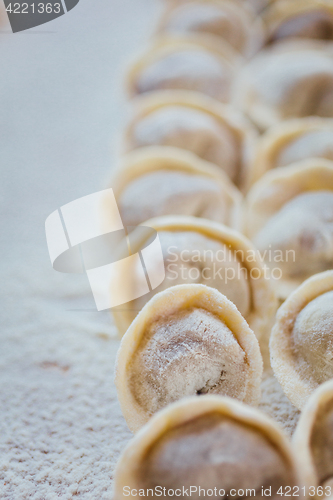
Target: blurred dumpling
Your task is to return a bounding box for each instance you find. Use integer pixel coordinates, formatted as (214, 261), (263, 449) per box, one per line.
(157, 0), (265, 57)
(245, 159), (333, 298)
(123, 91), (257, 189)
(108, 147), (242, 229)
(264, 0), (333, 44)
(127, 36), (241, 103)
(113, 396), (303, 499)
(111, 215), (277, 339)
(115, 285), (263, 430)
(233, 40), (333, 130)
(251, 118), (333, 183)
(166, 0), (271, 14)
(271, 271), (333, 409)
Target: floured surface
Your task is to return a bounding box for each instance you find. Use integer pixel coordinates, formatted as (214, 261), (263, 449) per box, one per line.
(0, 1), (299, 499)
(0, 273), (132, 499)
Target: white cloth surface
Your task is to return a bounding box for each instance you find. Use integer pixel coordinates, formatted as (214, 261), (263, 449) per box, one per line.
(0, 1), (299, 498)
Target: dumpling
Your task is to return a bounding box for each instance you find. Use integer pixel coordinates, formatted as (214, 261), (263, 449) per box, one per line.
(157, 0), (265, 57)
(127, 35), (241, 103)
(251, 117), (333, 183)
(270, 270), (333, 409)
(233, 40), (333, 130)
(109, 146), (242, 229)
(264, 0), (333, 44)
(111, 215), (277, 339)
(123, 90), (257, 189)
(113, 396), (303, 498)
(246, 0), (271, 13)
(115, 285), (263, 430)
(245, 159), (333, 299)
(293, 379), (333, 492)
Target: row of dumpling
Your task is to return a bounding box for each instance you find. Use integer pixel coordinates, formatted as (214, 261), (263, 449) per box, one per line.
(109, 0), (333, 311)
(109, 0), (333, 398)
(121, 0), (333, 207)
(111, 274), (333, 498)
(111, 268), (333, 426)
(112, 388), (333, 498)
(109, 2), (333, 497)
(109, 113), (333, 307)
(109, 0), (333, 411)
(127, 0), (333, 123)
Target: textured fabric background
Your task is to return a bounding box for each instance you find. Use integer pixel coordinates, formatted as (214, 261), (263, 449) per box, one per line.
(0, 1), (299, 498)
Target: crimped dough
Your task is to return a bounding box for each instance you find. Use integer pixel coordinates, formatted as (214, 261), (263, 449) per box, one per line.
(106, 146), (243, 229)
(111, 215), (277, 339)
(157, 0), (265, 57)
(270, 271), (333, 410)
(123, 90), (257, 190)
(115, 285), (263, 431)
(113, 396), (303, 499)
(127, 35), (241, 103)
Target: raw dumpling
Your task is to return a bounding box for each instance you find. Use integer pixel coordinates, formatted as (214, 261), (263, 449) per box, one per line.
(113, 396), (303, 499)
(115, 285), (263, 430)
(123, 90), (257, 189)
(251, 118), (333, 183)
(127, 36), (240, 103)
(245, 159), (333, 298)
(264, 0), (333, 44)
(111, 215), (277, 339)
(157, 0), (265, 57)
(233, 40), (333, 130)
(254, 191), (333, 277)
(270, 270), (333, 409)
(108, 147), (242, 229)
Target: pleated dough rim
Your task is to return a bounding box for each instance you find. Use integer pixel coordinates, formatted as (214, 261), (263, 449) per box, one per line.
(270, 271), (333, 411)
(115, 284), (263, 432)
(126, 33), (242, 99)
(156, 0), (265, 58)
(251, 117), (333, 184)
(113, 395), (304, 497)
(106, 146), (243, 229)
(123, 90), (258, 191)
(111, 214), (277, 339)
